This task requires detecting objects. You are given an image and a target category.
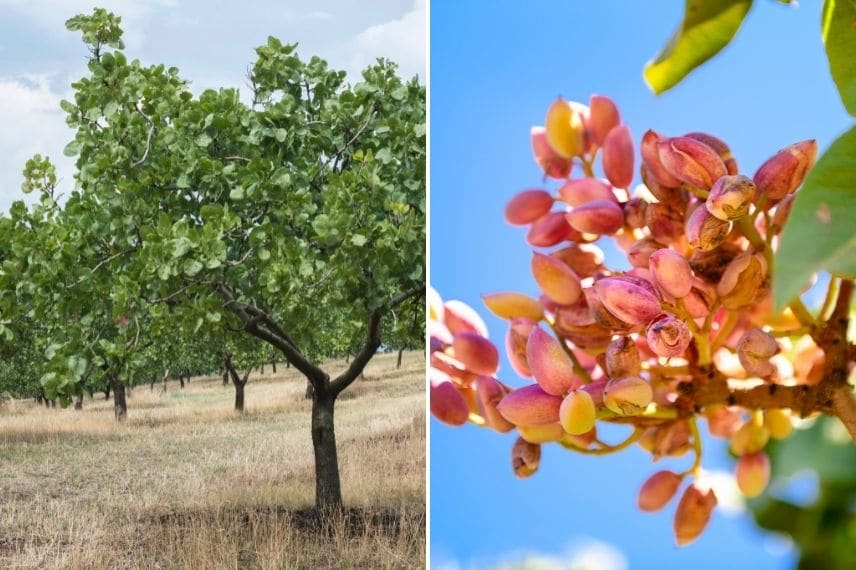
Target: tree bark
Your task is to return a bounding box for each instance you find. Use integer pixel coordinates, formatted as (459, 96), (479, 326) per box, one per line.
(397, 348), (404, 369)
(104, 384), (111, 400)
(311, 393), (342, 512)
(305, 380), (315, 400)
(222, 368), (229, 385)
(110, 374), (127, 422)
(150, 377), (155, 391)
(74, 393), (83, 410)
(271, 359), (277, 374)
(179, 375), (185, 389)
(235, 380), (245, 412)
(260, 363), (265, 374)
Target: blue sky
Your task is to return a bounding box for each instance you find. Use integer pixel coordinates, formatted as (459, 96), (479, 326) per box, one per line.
(430, 1), (850, 569)
(0, 0), (425, 210)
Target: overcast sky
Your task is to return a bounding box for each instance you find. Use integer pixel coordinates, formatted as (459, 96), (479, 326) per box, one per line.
(0, 0), (426, 210)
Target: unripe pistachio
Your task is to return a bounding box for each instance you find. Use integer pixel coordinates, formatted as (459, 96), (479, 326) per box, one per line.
(444, 300), (489, 337)
(638, 470), (683, 512)
(505, 318), (536, 377)
(559, 390), (597, 435)
(558, 178), (616, 206)
(497, 384), (563, 426)
(518, 422), (565, 444)
(475, 376), (515, 433)
(705, 405), (742, 438)
(685, 132), (738, 175)
(605, 336), (641, 378)
(736, 328), (779, 377)
(624, 197), (648, 229)
(735, 452), (771, 498)
(582, 287), (634, 333)
(430, 370), (469, 426)
(579, 379), (608, 407)
(431, 351), (474, 385)
(646, 313), (692, 358)
(641, 130), (683, 188)
(594, 276), (662, 326)
(753, 140), (817, 201)
(717, 253), (767, 310)
(770, 195), (795, 234)
(763, 409), (794, 439)
(603, 375), (653, 415)
(658, 136), (728, 190)
(554, 321), (613, 352)
(565, 199), (624, 235)
(688, 241), (741, 283)
(641, 163), (686, 206)
(482, 291), (544, 322)
(682, 277), (716, 319)
(545, 97), (586, 158)
(550, 244), (603, 279)
(627, 237), (665, 269)
(602, 124), (634, 189)
(649, 248), (694, 298)
(553, 296), (596, 328)
(589, 94), (620, 146)
(674, 481), (717, 547)
(706, 175), (756, 221)
(645, 420), (692, 460)
(429, 320), (453, 353)
(730, 418), (770, 455)
(511, 437), (541, 478)
(504, 189), (554, 226)
(452, 332), (499, 376)
(531, 126), (573, 179)
(526, 211), (578, 247)
(645, 202), (685, 245)
(686, 205), (731, 251)
(531, 252), (582, 306)
(526, 327), (582, 395)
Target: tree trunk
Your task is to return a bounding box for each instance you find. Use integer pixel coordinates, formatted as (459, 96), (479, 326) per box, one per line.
(110, 375), (127, 422)
(50, 399), (56, 408)
(179, 375), (185, 389)
(271, 359), (277, 374)
(222, 368), (229, 385)
(150, 377), (155, 391)
(74, 393), (83, 410)
(234, 379), (246, 412)
(305, 380), (315, 400)
(260, 363), (265, 374)
(397, 348), (404, 369)
(104, 385), (111, 400)
(311, 393), (342, 512)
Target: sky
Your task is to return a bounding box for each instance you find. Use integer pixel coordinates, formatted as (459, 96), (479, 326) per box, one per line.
(0, 0), (425, 210)
(430, 1), (851, 569)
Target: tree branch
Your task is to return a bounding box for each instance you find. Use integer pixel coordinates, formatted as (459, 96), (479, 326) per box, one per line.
(329, 285), (424, 396)
(215, 283), (327, 389)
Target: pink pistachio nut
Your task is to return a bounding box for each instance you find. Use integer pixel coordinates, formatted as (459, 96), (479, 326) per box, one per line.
(511, 437), (541, 478)
(649, 248), (693, 298)
(594, 276), (662, 326)
(565, 199), (624, 235)
(674, 481), (718, 547)
(497, 384), (563, 426)
(505, 318), (537, 377)
(601, 124), (635, 189)
(646, 313), (692, 358)
(658, 136), (727, 190)
(588, 94), (621, 147)
(558, 178), (617, 206)
(706, 175), (756, 221)
(685, 132), (738, 175)
(504, 189), (555, 226)
(686, 203), (731, 251)
(430, 370), (469, 426)
(638, 470), (683, 512)
(443, 299), (489, 337)
(531, 126), (573, 180)
(735, 451), (771, 498)
(526, 211), (579, 247)
(603, 375), (653, 415)
(753, 140), (817, 202)
(736, 328), (779, 378)
(641, 130), (683, 188)
(531, 252), (582, 306)
(526, 327), (582, 395)
(605, 335), (641, 378)
(452, 332), (499, 376)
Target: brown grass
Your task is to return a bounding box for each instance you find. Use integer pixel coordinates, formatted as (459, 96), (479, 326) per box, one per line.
(0, 351), (425, 569)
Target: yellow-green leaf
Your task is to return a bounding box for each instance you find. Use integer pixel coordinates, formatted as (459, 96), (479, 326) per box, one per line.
(774, 126), (856, 309)
(822, 0), (856, 116)
(644, 0), (753, 94)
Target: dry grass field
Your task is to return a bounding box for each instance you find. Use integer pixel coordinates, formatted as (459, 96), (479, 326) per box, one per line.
(0, 351), (425, 569)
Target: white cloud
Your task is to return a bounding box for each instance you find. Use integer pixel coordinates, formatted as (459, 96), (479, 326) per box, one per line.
(437, 537), (628, 570)
(0, 75), (76, 210)
(349, 0), (426, 79)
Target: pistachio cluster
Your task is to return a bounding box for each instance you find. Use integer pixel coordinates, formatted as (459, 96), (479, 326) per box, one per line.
(430, 95), (824, 546)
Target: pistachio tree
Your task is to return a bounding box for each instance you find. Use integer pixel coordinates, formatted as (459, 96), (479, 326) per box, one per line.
(21, 9), (424, 511)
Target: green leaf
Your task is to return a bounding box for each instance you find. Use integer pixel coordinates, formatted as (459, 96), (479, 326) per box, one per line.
(822, 0), (856, 116)
(229, 187), (245, 200)
(644, 0), (753, 94)
(274, 128), (287, 142)
(195, 133), (212, 147)
(63, 140), (82, 157)
(775, 126), (856, 308)
(350, 234), (368, 247)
